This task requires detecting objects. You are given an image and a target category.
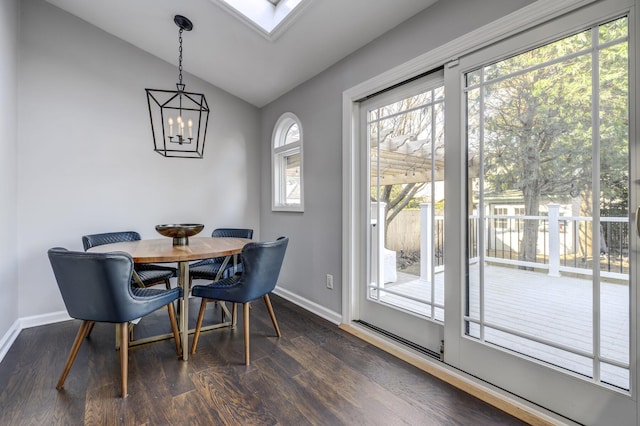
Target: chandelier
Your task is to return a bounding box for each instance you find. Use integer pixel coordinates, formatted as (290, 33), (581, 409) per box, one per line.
(146, 15), (210, 158)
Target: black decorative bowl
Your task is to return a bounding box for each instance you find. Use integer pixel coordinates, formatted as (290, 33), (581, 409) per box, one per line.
(155, 223), (204, 246)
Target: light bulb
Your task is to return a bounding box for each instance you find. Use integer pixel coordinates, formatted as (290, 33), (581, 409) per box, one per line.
(167, 117), (174, 137)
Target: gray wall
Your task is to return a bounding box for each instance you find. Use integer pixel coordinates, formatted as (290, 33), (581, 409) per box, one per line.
(0, 0), (536, 337)
(260, 0), (534, 314)
(0, 0), (19, 339)
(17, 0), (261, 317)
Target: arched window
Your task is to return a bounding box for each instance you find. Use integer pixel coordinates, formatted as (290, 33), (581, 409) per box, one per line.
(272, 112), (303, 211)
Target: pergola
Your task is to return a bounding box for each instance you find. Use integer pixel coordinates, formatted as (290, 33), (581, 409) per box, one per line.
(369, 133), (470, 186)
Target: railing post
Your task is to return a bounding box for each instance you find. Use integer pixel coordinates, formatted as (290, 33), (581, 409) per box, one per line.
(548, 204), (561, 277)
(370, 202), (386, 288)
(420, 203), (432, 283)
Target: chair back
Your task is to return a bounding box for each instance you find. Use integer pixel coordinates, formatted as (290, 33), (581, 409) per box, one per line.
(239, 237), (288, 301)
(82, 231), (141, 251)
(212, 228), (253, 239)
(49, 248), (180, 323)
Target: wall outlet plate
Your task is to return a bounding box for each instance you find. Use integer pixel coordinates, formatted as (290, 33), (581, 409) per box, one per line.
(326, 274), (334, 289)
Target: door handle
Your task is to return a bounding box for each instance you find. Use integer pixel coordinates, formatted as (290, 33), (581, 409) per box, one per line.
(636, 206), (640, 238)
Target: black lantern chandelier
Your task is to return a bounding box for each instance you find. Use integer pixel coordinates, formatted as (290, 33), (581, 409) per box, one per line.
(146, 15), (209, 158)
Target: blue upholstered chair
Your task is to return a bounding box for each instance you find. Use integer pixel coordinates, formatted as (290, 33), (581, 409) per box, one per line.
(82, 231), (176, 289)
(190, 237), (288, 365)
(189, 228), (254, 285)
(48, 248), (182, 398)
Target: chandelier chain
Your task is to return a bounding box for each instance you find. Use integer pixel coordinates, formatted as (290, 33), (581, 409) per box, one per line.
(178, 28), (183, 86)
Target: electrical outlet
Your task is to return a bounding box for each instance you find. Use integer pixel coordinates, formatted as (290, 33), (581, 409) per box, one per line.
(326, 274), (334, 289)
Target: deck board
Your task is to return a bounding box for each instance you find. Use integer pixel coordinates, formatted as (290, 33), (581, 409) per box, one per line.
(378, 264), (630, 389)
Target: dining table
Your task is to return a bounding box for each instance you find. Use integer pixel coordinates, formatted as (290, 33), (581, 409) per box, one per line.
(87, 236), (251, 360)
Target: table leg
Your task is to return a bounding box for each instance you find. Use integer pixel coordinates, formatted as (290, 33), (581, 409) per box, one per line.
(123, 255), (239, 355)
(132, 270), (145, 288)
(179, 261), (189, 360)
(215, 255), (231, 280)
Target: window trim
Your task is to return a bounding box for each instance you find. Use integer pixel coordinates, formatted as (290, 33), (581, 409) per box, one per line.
(272, 112), (304, 212)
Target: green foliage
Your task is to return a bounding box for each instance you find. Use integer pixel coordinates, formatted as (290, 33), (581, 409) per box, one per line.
(470, 17), (628, 261)
(474, 18), (628, 208)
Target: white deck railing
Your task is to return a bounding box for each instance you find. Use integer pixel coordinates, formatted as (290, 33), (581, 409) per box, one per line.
(420, 204), (629, 281)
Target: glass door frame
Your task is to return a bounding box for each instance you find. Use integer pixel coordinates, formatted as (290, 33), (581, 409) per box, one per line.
(443, 1), (637, 423)
(357, 73), (445, 353)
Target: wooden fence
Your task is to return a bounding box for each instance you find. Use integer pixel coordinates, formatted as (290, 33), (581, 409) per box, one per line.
(387, 209), (420, 252)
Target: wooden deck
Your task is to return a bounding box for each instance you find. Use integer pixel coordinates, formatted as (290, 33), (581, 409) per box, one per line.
(379, 264), (630, 389)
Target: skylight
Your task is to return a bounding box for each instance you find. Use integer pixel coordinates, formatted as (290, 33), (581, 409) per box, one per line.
(214, 0), (309, 40)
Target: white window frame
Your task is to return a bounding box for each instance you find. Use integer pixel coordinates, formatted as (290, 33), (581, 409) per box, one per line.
(272, 112), (304, 212)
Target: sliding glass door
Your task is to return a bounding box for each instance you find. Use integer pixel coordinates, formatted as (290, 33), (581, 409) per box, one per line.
(358, 73), (445, 353)
(347, 1), (636, 423)
(446, 3), (636, 423)
(465, 15), (630, 388)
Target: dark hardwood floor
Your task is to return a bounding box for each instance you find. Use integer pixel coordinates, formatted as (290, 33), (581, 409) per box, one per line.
(0, 295), (527, 425)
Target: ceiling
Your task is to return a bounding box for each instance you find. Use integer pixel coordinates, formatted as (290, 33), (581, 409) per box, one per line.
(44, 0), (438, 107)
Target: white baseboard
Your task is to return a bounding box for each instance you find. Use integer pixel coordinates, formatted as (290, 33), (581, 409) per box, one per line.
(20, 310), (71, 329)
(0, 310), (71, 365)
(273, 286), (342, 325)
(0, 319), (21, 364)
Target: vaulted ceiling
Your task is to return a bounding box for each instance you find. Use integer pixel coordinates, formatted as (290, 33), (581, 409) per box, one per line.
(45, 0), (438, 107)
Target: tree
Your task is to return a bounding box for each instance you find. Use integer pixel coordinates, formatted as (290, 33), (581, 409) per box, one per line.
(472, 19), (628, 265)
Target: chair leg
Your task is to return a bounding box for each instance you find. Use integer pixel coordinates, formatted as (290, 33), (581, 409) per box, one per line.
(232, 303), (237, 326)
(120, 322), (129, 398)
(164, 278), (171, 290)
(115, 324), (121, 351)
(167, 302), (182, 358)
(243, 302), (250, 365)
(263, 294), (281, 337)
(57, 320), (93, 390)
(86, 321), (96, 338)
(190, 299), (209, 354)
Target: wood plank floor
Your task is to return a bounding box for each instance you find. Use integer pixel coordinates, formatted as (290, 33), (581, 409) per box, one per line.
(0, 295), (527, 425)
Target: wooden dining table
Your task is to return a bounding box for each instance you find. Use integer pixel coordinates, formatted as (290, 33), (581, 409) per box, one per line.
(87, 236), (251, 360)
